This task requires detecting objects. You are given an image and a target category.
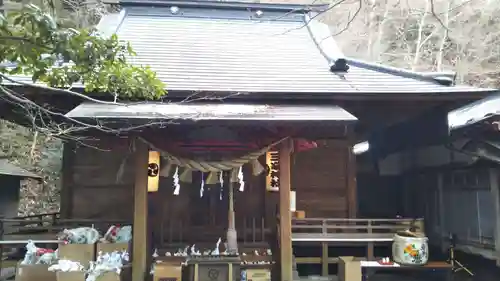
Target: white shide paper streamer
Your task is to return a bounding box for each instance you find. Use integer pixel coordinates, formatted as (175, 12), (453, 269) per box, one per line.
(200, 172), (205, 198)
(238, 167), (245, 192)
(173, 167), (180, 195)
(219, 171), (224, 200)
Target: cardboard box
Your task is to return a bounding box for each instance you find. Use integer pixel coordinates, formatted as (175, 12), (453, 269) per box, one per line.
(56, 271), (86, 281)
(95, 265), (132, 281)
(338, 256), (362, 281)
(95, 272), (121, 281)
(58, 243), (96, 266)
(246, 268), (271, 281)
(292, 211), (306, 219)
(97, 242), (129, 255)
(15, 262), (56, 281)
(153, 261), (183, 281)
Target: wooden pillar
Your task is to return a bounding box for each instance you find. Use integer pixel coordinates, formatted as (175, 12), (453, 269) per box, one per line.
(132, 139), (149, 281)
(437, 172), (446, 252)
(321, 242), (328, 276)
(366, 220), (374, 259)
(489, 168), (500, 267)
(227, 180), (238, 254)
(279, 139), (293, 281)
(346, 133), (357, 218)
(60, 142), (76, 219)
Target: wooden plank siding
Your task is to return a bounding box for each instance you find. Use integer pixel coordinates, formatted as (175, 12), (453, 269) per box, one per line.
(65, 138), (135, 221)
(292, 140), (351, 218)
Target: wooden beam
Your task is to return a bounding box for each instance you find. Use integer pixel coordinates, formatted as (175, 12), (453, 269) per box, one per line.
(489, 168), (500, 267)
(227, 181), (238, 254)
(321, 242), (328, 276)
(60, 142), (76, 219)
(295, 257), (371, 264)
(437, 172), (446, 253)
(132, 138), (149, 281)
(346, 131), (357, 218)
(279, 139), (293, 281)
(296, 257), (337, 264)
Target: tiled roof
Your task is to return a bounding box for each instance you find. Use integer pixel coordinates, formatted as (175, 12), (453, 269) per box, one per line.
(92, 0), (497, 94)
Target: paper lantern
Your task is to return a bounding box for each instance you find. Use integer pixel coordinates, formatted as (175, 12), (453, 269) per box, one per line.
(147, 151), (160, 192)
(265, 151), (279, 192)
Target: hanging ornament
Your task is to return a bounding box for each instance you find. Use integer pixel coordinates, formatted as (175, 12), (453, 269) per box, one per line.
(238, 166), (245, 192)
(205, 171), (218, 185)
(173, 166), (180, 195)
(219, 171), (224, 201)
(159, 161), (173, 177)
(200, 173), (205, 198)
(179, 168), (193, 183)
(250, 159), (265, 176)
(230, 168), (238, 182)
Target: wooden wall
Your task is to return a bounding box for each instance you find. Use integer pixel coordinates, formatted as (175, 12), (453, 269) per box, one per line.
(61, 137), (355, 242)
(60, 139), (135, 221)
(292, 139), (353, 218)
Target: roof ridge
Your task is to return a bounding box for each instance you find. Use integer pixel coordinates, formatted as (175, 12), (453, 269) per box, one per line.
(304, 13), (349, 73)
(346, 58), (455, 86)
(113, 0), (329, 12)
(304, 13), (457, 86)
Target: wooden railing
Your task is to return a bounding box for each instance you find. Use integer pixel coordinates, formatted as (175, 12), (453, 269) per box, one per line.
(1, 212), (60, 229)
(291, 217), (425, 276)
(160, 217), (272, 248)
(0, 212), (130, 245)
(1, 213), (272, 250)
(292, 217), (424, 237)
(1, 217), (128, 238)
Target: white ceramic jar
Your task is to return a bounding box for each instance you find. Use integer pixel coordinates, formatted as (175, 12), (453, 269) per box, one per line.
(392, 233), (429, 265)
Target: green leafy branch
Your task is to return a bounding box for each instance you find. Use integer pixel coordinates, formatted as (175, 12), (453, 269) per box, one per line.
(0, 4), (165, 100)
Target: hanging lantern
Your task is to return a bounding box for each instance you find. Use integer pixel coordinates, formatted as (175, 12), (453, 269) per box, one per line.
(265, 151), (279, 192)
(147, 151), (160, 192)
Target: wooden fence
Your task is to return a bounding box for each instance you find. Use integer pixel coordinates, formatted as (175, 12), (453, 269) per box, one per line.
(159, 216), (272, 250)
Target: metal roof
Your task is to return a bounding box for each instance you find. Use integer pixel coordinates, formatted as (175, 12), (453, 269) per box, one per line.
(0, 159), (41, 179)
(90, 0), (498, 94)
(65, 102), (358, 122)
(448, 93), (500, 131)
